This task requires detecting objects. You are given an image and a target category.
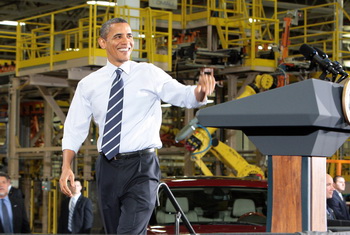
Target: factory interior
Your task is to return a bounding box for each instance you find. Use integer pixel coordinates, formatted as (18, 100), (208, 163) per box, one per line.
(1, 0), (350, 233)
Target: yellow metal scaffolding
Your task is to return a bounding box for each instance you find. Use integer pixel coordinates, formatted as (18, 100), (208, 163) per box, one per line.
(15, 3), (173, 75)
(278, 2), (350, 62)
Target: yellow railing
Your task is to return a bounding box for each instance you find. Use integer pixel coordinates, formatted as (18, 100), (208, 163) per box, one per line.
(0, 31), (16, 55)
(327, 143), (350, 181)
(15, 4), (173, 75)
(0, 31), (17, 72)
(278, 2), (350, 63)
(176, 0), (279, 71)
(13, 1), (350, 75)
(327, 159), (350, 182)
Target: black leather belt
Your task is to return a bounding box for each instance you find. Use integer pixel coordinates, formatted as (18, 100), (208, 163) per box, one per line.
(102, 148), (155, 160)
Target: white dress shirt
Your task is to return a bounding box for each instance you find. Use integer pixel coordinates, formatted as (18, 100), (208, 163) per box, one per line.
(62, 60), (206, 154)
(69, 193), (80, 209)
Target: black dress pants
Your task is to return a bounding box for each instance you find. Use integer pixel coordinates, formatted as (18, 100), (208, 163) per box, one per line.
(96, 150), (160, 234)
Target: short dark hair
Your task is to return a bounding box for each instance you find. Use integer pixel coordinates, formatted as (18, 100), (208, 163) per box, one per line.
(74, 179), (82, 185)
(333, 175), (344, 183)
(0, 172), (10, 180)
(100, 17), (128, 39)
(74, 179), (84, 190)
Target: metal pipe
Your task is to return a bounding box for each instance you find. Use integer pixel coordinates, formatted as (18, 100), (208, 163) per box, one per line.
(157, 182), (196, 235)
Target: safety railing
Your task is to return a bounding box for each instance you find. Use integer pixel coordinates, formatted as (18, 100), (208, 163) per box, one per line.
(277, 2), (350, 63)
(12, 1), (350, 75)
(157, 182), (196, 235)
(15, 3), (173, 75)
(174, 0), (279, 71)
(327, 159), (350, 178)
(0, 30), (16, 56)
(0, 30), (16, 74)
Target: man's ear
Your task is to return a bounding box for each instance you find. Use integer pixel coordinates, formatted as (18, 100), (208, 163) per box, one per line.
(98, 37), (106, 49)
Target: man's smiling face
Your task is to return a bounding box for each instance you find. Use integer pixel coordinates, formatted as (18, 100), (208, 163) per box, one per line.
(0, 176), (10, 198)
(98, 22), (134, 67)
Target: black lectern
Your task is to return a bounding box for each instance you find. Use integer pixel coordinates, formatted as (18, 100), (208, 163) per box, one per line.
(196, 79), (350, 232)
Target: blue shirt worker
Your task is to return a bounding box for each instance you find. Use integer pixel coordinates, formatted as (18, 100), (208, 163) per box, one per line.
(59, 17), (216, 235)
(0, 172), (30, 234)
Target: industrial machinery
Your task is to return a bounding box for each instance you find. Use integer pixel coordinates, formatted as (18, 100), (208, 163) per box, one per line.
(176, 73), (278, 178)
(173, 42), (242, 70)
(185, 126), (265, 178)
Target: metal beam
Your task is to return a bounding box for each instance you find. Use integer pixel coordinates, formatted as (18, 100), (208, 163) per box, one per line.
(36, 85), (66, 123)
(0, 0), (86, 21)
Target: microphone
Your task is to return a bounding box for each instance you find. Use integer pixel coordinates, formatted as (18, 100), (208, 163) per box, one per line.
(175, 117), (199, 143)
(313, 46), (329, 60)
(332, 61), (349, 83)
(313, 46), (349, 83)
(299, 44), (339, 76)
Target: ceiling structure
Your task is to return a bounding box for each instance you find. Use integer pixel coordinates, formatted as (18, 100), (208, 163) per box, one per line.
(0, 0), (348, 21)
(0, 0), (348, 62)
(0, 0), (87, 21)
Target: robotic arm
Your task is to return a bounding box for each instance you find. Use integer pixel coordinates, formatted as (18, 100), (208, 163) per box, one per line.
(175, 73), (277, 178)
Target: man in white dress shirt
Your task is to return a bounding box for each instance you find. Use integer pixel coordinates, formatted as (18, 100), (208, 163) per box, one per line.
(59, 17), (215, 234)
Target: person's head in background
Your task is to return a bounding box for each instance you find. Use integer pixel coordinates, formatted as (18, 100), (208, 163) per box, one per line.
(69, 180), (83, 196)
(0, 172), (10, 199)
(327, 174), (335, 199)
(333, 175), (346, 193)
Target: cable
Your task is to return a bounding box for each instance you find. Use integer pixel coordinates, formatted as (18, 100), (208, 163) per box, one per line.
(191, 124), (212, 156)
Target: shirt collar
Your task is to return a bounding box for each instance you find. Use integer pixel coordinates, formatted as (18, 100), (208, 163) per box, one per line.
(72, 193), (81, 201)
(1, 196), (10, 203)
(106, 60), (131, 77)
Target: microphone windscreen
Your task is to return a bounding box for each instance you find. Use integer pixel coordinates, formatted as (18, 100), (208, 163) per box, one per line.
(299, 44), (315, 60)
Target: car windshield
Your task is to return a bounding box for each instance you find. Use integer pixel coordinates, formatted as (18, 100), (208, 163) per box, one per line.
(153, 186), (267, 225)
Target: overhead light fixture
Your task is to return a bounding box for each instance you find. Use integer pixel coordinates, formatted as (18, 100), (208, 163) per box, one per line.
(0, 20), (25, 26)
(86, 1), (117, 6)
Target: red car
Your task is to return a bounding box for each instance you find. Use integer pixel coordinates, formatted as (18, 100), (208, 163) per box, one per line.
(148, 176), (268, 234)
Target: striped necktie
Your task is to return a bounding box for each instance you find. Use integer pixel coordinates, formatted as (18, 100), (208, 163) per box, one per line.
(68, 198), (76, 232)
(1, 199), (11, 233)
(101, 68), (124, 160)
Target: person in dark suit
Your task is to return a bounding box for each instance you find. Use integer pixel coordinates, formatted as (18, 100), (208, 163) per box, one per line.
(327, 175), (350, 220)
(0, 172), (30, 233)
(326, 174), (336, 220)
(8, 177), (24, 200)
(58, 180), (93, 234)
(8, 185), (24, 199)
